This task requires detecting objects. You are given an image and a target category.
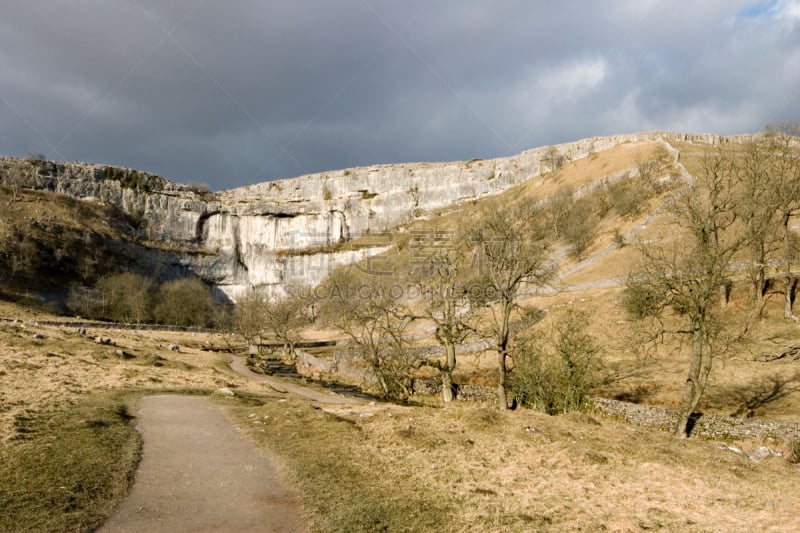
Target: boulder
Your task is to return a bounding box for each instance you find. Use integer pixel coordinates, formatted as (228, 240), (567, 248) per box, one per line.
(748, 446), (772, 462)
(114, 349), (135, 359)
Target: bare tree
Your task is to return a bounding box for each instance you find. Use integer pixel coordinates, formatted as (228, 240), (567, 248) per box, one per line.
(153, 277), (213, 327)
(735, 138), (779, 319)
(541, 146), (566, 176)
(234, 289), (272, 353)
(411, 238), (477, 402)
(263, 286), (311, 357)
(764, 123), (800, 318)
(468, 199), (556, 409)
(234, 287), (310, 357)
(318, 268), (416, 400)
(625, 148), (747, 437)
(95, 272), (155, 323)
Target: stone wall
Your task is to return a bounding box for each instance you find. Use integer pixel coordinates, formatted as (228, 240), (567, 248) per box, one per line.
(592, 397), (800, 443)
(403, 375), (800, 443)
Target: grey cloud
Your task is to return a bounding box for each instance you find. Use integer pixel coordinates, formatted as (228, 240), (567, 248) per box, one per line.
(0, 1), (797, 190)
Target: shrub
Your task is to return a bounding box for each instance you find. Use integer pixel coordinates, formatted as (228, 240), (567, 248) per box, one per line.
(153, 277), (213, 327)
(96, 272), (155, 323)
(561, 197), (599, 259)
(789, 436), (800, 464)
(68, 273), (155, 322)
(510, 311), (604, 414)
(25, 152), (46, 166)
(608, 175), (650, 218)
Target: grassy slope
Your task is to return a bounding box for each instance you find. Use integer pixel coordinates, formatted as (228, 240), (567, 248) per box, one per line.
(0, 188), (143, 291)
(0, 393), (140, 533)
(539, 139), (800, 420)
(228, 393), (800, 532)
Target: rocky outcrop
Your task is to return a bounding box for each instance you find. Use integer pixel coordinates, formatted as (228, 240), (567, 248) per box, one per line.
(0, 132), (763, 299)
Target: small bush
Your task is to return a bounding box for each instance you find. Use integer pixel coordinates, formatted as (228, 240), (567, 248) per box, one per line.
(622, 281), (663, 320)
(153, 277), (213, 327)
(25, 152), (46, 166)
(789, 436), (800, 464)
(510, 311), (604, 415)
(561, 198), (599, 259)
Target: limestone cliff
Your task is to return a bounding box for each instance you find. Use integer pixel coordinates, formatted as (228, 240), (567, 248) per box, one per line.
(0, 132), (755, 300)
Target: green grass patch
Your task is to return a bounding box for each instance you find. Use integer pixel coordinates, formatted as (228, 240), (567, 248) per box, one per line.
(0, 393), (141, 533)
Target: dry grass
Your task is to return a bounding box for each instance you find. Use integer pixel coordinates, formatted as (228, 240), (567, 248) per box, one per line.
(0, 391), (141, 533)
(0, 299), (277, 532)
(517, 141), (663, 199)
(0, 301), (267, 441)
(5, 136), (800, 531)
(230, 394), (800, 532)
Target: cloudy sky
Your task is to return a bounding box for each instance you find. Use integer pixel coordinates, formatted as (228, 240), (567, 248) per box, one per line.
(1, 1), (798, 190)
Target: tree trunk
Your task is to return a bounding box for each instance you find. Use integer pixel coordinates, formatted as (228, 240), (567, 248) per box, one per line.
(441, 341), (456, 403)
(675, 326), (705, 437)
(442, 369), (454, 403)
(719, 282), (729, 311)
(497, 349), (508, 410)
(785, 276), (796, 319)
(497, 306), (512, 410)
(783, 212), (794, 319)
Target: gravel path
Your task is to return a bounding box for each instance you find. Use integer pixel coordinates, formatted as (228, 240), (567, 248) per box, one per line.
(98, 395), (306, 533)
(229, 355), (366, 405)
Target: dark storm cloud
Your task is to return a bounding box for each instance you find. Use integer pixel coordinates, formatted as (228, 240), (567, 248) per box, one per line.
(1, 1), (798, 190)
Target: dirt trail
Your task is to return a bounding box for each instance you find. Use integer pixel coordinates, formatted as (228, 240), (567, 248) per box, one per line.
(98, 395), (306, 533)
(228, 356), (366, 405)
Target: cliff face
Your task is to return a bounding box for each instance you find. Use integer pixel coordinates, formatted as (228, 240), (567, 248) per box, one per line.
(0, 132), (753, 300)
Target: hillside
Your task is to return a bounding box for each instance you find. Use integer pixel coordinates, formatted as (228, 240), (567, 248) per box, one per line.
(0, 132), (757, 301)
(4, 131), (800, 531)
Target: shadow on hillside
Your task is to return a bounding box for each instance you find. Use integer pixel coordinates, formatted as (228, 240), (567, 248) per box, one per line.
(707, 371), (800, 418)
(611, 384), (659, 404)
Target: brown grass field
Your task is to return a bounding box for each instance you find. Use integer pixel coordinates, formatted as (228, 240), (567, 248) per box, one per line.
(3, 284), (800, 531)
(3, 137), (800, 531)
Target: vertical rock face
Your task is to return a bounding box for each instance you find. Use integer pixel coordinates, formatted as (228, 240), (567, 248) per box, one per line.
(0, 132), (761, 299)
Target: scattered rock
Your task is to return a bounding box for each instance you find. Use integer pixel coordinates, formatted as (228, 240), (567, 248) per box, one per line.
(114, 349), (135, 360)
(76, 327), (86, 336)
(168, 344), (180, 352)
(32, 333), (44, 340)
(717, 445), (743, 455)
(95, 337), (115, 346)
(359, 412), (374, 418)
(748, 446), (772, 462)
(214, 387), (236, 397)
